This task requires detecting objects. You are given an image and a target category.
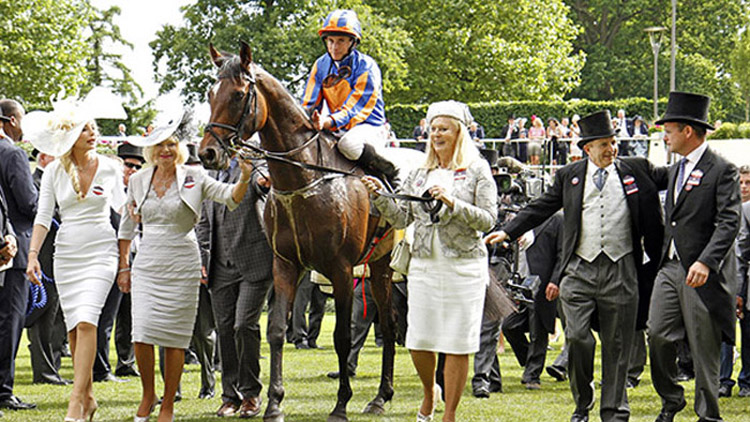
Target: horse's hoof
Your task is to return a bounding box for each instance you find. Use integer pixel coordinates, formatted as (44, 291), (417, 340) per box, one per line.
(362, 399), (386, 415)
(327, 412), (348, 422)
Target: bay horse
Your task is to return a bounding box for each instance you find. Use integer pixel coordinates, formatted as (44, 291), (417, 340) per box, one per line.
(199, 42), (397, 422)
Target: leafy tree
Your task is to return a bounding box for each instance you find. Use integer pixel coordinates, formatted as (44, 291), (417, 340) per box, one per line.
(0, 0), (93, 107)
(731, 30), (750, 121)
(150, 0), (410, 104)
(370, 0), (585, 103)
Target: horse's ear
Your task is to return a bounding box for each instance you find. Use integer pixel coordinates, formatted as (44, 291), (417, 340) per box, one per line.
(239, 41), (253, 73)
(209, 43), (223, 68)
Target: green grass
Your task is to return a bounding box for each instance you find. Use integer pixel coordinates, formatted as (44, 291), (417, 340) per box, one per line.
(3, 314), (748, 421)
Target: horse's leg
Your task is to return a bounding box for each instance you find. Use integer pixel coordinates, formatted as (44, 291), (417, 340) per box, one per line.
(328, 265), (354, 422)
(264, 258), (301, 422)
(362, 257), (396, 415)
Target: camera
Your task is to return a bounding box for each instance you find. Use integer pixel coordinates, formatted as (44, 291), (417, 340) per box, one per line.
(506, 273), (541, 305)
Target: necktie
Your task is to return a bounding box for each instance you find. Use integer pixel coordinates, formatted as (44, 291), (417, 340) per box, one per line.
(676, 158), (687, 196)
(594, 168), (608, 191)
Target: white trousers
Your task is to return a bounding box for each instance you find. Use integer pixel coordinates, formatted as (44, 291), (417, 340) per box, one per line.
(337, 124), (388, 160)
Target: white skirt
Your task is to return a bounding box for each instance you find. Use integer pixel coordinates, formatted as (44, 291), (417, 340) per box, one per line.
(405, 233), (488, 354)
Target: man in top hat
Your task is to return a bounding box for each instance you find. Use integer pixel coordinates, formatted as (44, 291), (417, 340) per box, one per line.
(647, 92), (741, 422)
(486, 110), (666, 422)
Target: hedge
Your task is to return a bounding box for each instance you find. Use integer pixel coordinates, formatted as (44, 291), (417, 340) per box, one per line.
(387, 97), (670, 139)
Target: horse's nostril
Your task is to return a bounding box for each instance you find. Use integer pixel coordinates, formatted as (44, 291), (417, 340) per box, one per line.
(200, 148), (216, 164)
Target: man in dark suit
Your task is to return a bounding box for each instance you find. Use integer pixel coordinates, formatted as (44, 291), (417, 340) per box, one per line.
(25, 151), (69, 385)
(647, 92), (741, 422)
(502, 211), (563, 390)
(0, 99), (37, 411)
(487, 110), (666, 422)
(197, 156), (273, 418)
(500, 115), (522, 161)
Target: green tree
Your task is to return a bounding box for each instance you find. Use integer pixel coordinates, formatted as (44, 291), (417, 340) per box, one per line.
(150, 0), (410, 104)
(731, 30), (750, 121)
(0, 0), (93, 107)
(372, 0), (585, 103)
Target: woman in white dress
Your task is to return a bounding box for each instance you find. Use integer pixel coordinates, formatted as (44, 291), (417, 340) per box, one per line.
(117, 113), (253, 422)
(26, 113), (125, 422)
(362, 101), (497, 422)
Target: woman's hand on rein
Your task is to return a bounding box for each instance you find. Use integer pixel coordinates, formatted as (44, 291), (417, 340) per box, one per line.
(361, 176), (383, 196)
(428, 185), (454, 208)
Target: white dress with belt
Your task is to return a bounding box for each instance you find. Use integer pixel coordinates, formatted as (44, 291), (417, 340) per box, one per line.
(119, 165), (237, 348)
(34, 157), (125, 331)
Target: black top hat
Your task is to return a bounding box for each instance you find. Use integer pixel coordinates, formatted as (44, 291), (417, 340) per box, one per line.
(185, 143), (201, 165)
(479, 148), (499, 168)
(655, 91), (714, 130)
(117, 143), (144, 162)
(577, 110), (619, 149)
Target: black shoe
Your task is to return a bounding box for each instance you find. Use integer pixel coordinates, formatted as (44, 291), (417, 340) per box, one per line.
(570, 411), (588, 422)
(655, 399), (686, 422)
(157, 393), (182, 405)
(488, 382), (503, 393)
(357, 144), (400, 190)
(546, 365), (567, 381)
(626, 378), (640, 389)
(307, 340), (323, 349)
(472, 385), (490, 399)
(326, 370), (355, 379)
(198, 387), (215, 399)
(739, 386), (750, 397)
(718, 384), (732, 397)
(114, 366), (140, 377)
(35, 377), (72, 386)
(0, 396), (36, 410)
(93, 372), (128, 383)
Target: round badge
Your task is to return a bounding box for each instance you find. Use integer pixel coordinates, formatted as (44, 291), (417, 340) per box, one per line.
(572, 177), (579, 185)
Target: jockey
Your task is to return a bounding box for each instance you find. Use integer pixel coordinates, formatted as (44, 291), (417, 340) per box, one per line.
(302, 9), (399, 188)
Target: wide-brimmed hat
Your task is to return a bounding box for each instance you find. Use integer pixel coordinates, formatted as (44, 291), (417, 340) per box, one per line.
(117, 143), (144, 162)
(577, 110), (620, 149)
(24, 101), (92, 157)
(426, 100), (473, 127)
(655, 91), (714, 130)
(126, 104), (184, 147)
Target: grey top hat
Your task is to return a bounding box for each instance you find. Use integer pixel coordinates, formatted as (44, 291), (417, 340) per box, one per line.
(577, 110), (619, 149)
(185, 143), (201, 165)
(479, 148), (499, 168)
(655, 91), (714, 130)
(117, 143), (144, 162)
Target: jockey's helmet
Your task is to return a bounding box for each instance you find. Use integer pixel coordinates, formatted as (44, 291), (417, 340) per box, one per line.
(318, 10), (362, 43)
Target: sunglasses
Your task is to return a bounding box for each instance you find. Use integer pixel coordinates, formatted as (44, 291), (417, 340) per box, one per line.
(322, 66), (352, 88)
(124, 162), (142, 170)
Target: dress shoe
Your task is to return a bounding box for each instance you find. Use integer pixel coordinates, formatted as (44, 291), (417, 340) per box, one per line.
(472, 385), (490, 398)
(654, 399), (686, 422)
(626, 378), (640, 389)
(546, 365), (567, 381)
(295, 341), (310, 349)
(326, 370), (355, 379)
(675, 369), (694, 382)
(198, 387), (215, 399)
(35, 377), (72, 386)
(570, 411), (588, 422)
(93, 373), (128, 383)
(488, 382), (503, 393)
(216, 401), (240, 417)
(115, 366), (140, 377)
(0, 396), (36, 410)
(739, 386), (750, 397)
(239, 396), (262, 418)
(525, 382), (541, 390)
(307, 340), (323, 349)
(718, 384), (732, 397)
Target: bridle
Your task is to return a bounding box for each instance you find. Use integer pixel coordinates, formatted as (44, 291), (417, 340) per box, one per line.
(204, 69), (259, 159)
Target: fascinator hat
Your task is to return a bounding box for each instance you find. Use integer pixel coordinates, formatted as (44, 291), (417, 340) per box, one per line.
(426, 100), (473, 127)
(24, 87), (127, 157)
(127, 96), (185, 147)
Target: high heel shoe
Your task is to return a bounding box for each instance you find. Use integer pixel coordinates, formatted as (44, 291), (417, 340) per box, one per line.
(64, 401), (86, 422)
(133, 397), (158, 422)
(85, 400), (98, 422)
(416, 384), (439, 422)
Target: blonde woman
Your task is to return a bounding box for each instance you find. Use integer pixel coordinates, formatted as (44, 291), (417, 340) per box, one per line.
(362, 101), (497, 422)
(117, 111), (253, 422)
(26, 111), (125, 422)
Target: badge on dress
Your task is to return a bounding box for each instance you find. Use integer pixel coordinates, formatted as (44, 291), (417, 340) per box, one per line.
(571, 177), (580, 185)
(454, 168), (467, 181)
(91, 185), (104, 196)
(184, 175), (196, 189)
(623, 175), (638, 195)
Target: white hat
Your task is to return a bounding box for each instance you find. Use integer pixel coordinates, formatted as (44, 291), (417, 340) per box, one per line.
(24, 99), (92, 157)
(126, 104), (184, 147)
(426, 100), (473, 127)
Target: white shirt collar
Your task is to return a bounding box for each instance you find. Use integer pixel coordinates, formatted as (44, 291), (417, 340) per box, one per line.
(680, 141), (708, 165)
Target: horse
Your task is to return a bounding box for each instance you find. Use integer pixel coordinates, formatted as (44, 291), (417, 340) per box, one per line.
(199, 41), (399, 422)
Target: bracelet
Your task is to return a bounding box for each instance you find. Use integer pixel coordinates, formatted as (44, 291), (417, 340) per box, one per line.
(118, 268), (131, 273)
(28, 248), (39, 255)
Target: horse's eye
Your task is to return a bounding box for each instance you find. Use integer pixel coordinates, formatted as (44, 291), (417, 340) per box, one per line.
(233, 91), (245, 101)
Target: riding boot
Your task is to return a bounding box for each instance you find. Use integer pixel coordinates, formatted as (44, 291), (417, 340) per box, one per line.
(357, 144), (400, 190)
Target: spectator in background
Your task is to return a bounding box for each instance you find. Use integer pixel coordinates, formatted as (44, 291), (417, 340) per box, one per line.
(615, 109), (633, 157)
(547, 117), (566, 165)
(527, 117), (545, 165)
(630, 116), (649, 158)
(469, 121), (485, 142)
(413, 118), (429, 152)
(500, 115), (521, 160)
(118, 123), (127, 138)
